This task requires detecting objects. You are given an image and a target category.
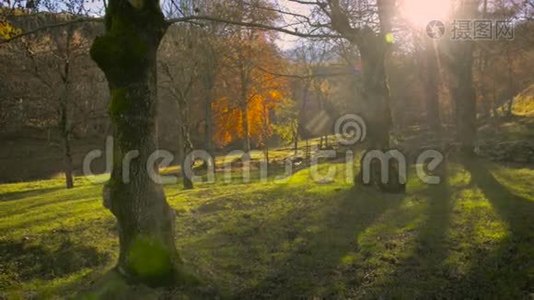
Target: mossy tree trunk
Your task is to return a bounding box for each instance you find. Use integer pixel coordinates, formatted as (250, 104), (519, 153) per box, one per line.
(90, 0), (180, 286)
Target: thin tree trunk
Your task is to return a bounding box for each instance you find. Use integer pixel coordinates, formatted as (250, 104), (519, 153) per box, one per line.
(59, 85), (74, 189)
(506, 50), (515, 117)
(293, 128), (298, 156)
(242, 103), (251, 153)
(59, 26), (74, 189)
(181, 122), (194, 190)
(204, 88), (215, 167)
(60, 113), (74, 189)
(422, 38), (441, 134)
(90, 0), (181, 286)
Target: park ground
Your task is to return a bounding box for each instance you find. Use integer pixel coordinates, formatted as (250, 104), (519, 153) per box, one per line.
(1, 113), (534, 299)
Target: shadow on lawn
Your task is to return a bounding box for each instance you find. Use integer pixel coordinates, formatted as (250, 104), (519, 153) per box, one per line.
(235, 185), (406, 298)
(0, 186), (63, 202)
(370, 161), (454, 298)
(1, 186), (99, 220)
(0, 237), (110, 282)
(449, 158), (534, 298)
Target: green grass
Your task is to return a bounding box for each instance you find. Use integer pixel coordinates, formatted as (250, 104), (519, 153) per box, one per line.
(0, 159), (533, 299)
(514, 84), (534, 117)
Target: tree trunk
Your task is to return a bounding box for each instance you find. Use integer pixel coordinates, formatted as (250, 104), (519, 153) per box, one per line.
(242, 104), (251, 153)
(293, 130), (298, 156)
(181, 123), (194, 190)
(355, 31), (404, 193)
(60, 119), (74, 189)
(422, 38), (441, 134)
(447, 0), (479, 155)
(203, 88), (215, 167)
(90, 0), (180, 286)
(449, 41), (477, 154)
(59, 78), (73, 189)
(359, 35), (392, 151)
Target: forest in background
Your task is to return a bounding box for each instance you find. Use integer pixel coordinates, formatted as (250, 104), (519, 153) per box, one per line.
(1, 0), (532, 184)
(1, 0), (534, 298)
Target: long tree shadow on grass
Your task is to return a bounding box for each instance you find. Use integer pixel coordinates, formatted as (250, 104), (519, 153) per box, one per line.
(366, 161), (455, 298)
(0, 237), (111, 285)
(1, 186), (101, 219)
(452, 158), (534, 298)
(234, 184), (406, 298)
(0, 186), (63, 202)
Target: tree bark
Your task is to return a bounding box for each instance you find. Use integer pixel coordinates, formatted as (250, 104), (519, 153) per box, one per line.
(180, 122), (194, 190)
(422, 38), (441, 133)
(357, 33), (392, 150)
(90, 0), (180, 286)
(327, 0), (403, 192)
(203, 88), (215, 166)
(242, 102), (251, 153)
(449, 41), (477, 154)
(59, 62), (73, 189)
(59, 101), (74, 189)
(447, 0), (479, 155)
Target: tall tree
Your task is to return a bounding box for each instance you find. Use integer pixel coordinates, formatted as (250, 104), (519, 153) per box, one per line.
(160, 23), (200, 190)
(445, 0), (479, 154)
(90, 0), (180, 285)
(415, 31), (442, 134)
(293, 0), (403, 191)
(14, 14), (93, 189)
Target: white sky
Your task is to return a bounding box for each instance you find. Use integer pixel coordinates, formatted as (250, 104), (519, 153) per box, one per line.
(48, 0), (313, 50)
(276, 0), (313, 50)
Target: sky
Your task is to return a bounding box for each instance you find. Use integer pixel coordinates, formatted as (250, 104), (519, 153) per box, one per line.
(276, 0), (314, 50)
(8, 0), (314, 50)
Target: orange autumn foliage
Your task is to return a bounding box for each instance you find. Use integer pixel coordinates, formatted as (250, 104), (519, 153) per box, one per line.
(213, 30), (289, 148)
(213, 87), (286, 147)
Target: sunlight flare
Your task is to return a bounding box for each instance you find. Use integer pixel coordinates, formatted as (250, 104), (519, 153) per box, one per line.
(400, 0), (452, 26)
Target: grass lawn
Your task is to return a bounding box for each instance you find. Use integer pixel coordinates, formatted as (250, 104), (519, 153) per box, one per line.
(0, 158), (533, 299)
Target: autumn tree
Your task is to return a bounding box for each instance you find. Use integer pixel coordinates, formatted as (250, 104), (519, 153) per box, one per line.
(213, 1), (283, 154)
(213, 28), (288, 152)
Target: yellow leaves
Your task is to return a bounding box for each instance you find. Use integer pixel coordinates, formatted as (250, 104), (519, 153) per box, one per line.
(213, 29), (290, 148)
(213, 87), (288, 148)
(269, 90), (283, 101)
(0, 19), (21, 40)
(320, 80), (331, 95)
(213, 97), (243, 147)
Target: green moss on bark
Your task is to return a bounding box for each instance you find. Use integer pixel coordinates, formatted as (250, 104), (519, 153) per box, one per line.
(127, 236), (175, 286)
(109, 88), (128, 119)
